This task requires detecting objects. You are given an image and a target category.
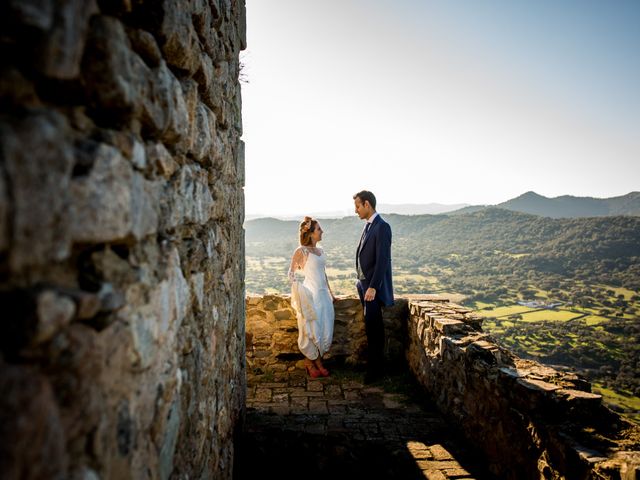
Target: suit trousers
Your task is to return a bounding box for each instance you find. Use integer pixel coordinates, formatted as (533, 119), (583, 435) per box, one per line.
(356, 280), (385, 370)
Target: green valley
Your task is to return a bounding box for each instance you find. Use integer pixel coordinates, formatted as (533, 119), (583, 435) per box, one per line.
(245, 209), (640, 423)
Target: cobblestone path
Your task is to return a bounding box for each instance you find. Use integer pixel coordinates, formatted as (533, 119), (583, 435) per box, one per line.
(236, 362), (494, 479)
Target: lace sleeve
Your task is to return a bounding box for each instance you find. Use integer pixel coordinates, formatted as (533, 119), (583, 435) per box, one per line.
(287, 247), (308, 283)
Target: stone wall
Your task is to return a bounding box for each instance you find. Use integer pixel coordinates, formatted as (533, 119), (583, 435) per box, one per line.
(407, 299), (640, 479)
(245, 294), (409, 373)
(245, 293), (639, 477)
(0, 1), (246, 479)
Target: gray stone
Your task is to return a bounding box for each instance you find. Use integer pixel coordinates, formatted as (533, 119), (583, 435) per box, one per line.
(232, 82), (243, 134)
(147, 142), (178, 179)
(37, 0), (99, 78)
(155, 61), (190, 146)
(82, 16), (145, 118)
(35, 290), (77, 344)
(1, 112), (74, 271)
(237, 0), (247, 50)
(164, 164), (213, 228)
(98, 283), (126, 313)
(137, 60), (191, 146)
(130, 173), (161, 239)
(5, 0), (54, 31)
(195, 51), (215, 93)
(236, 139), (245, 187)
(70, 467), (101, 480)
(131, 139), (147, 170)
(203, 61), (228, 121)
(129, 309), (159, 369)
(190, 273), (205, 312)
(70, 143), (159, 242)
(48, 324), (104, 441)
(128, 28), (163, 67)
(159, 0), (202, 75)
(159, 398), (181, 480)
(0, 365), (68, 478)
(75, 292), (102, 320)
(191, 0), (218, 55)
(91, 248), (134, 285)
(5, 0), (98, 78)
(192, 102), (216, 162)
(146, 248), (190, 340)
(180, 78), (199, 154)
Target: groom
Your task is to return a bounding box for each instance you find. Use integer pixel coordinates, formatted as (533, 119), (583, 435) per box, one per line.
(353, 190), (394, 383)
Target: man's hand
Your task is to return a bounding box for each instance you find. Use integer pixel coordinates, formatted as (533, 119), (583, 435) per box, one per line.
(364, 287), (376, 302)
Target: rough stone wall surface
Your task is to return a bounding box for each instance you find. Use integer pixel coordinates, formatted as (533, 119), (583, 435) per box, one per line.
(245, 294), (409, 372)
(406, 299), (640, 480)
(0, 1), (246, 479)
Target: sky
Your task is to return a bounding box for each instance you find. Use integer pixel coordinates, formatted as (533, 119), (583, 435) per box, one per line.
(240, 0), (640, 217)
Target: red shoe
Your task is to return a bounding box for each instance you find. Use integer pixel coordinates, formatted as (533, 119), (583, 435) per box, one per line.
(305, 364), (321, 379)
(317, 366), (329, 377)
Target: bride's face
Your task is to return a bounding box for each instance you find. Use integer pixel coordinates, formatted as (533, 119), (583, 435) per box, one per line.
(311, 223), (323, 243)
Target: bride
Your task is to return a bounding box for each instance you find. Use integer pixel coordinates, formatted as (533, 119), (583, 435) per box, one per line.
(288, 216), (336, 378)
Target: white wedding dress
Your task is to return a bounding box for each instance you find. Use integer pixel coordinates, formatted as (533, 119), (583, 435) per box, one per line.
(289, 247), (334, 360)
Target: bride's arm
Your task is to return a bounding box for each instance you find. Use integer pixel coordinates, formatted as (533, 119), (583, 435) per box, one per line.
(287, 247), (307, 282)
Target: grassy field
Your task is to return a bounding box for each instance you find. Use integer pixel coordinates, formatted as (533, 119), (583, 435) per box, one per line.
(592, 383), (640, 424)
(325, 267), (355, 277)
(493, 250), (530, 259)
(519, 310), (583, 322)
(594, 285), (638, 300)
(476, 305), (532, 317)
(583, 315), (611, 326)
(474, 304), (583, 322)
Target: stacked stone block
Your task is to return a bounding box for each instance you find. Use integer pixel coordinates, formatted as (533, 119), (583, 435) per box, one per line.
(245, 294), (409, 372)
(407, 299), (640, 479)
(0, 1), (246, 478)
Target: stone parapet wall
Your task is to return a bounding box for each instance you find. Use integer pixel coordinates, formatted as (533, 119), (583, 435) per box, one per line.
(0, 1), (246, 479)
(245, 294), (409, 372)
(407, 299), (640, 479)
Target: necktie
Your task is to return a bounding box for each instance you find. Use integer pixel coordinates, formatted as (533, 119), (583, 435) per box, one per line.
(359, 223), (371, 250)
(356, 222), (371, 276)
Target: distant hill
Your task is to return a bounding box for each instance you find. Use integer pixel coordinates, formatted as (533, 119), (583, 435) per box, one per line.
(245, 209), (640, 277)
(246, 202), (469, 220)
(245, 211), (352, 221)
(446, 205), (488, 215)
(448, 192), (640, 218)
(377, 202), (469, 215)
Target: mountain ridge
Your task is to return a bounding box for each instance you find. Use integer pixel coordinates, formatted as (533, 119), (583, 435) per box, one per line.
(495, 191), (640, 218)
(448, 191), (640, 218)
(246, 192), (639, 220)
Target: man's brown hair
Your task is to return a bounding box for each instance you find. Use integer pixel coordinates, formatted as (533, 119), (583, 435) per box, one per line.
(353, 190), (377, 210)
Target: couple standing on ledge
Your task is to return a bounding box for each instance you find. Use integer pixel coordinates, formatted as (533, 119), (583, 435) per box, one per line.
(287, 190), (394, 383)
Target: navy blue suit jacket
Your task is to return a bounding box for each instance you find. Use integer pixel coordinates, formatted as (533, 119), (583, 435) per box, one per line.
(356, 214), (394, 306)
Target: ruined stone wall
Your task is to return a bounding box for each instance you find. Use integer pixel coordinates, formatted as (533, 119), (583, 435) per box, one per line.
(407, 299), (640, 479)
(0, 1), (246, 479)
(246, 294), (639, 477)
(245, 294), (409, 373)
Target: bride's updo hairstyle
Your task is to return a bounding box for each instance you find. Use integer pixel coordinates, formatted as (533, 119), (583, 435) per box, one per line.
(299, 216), (318, 246)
